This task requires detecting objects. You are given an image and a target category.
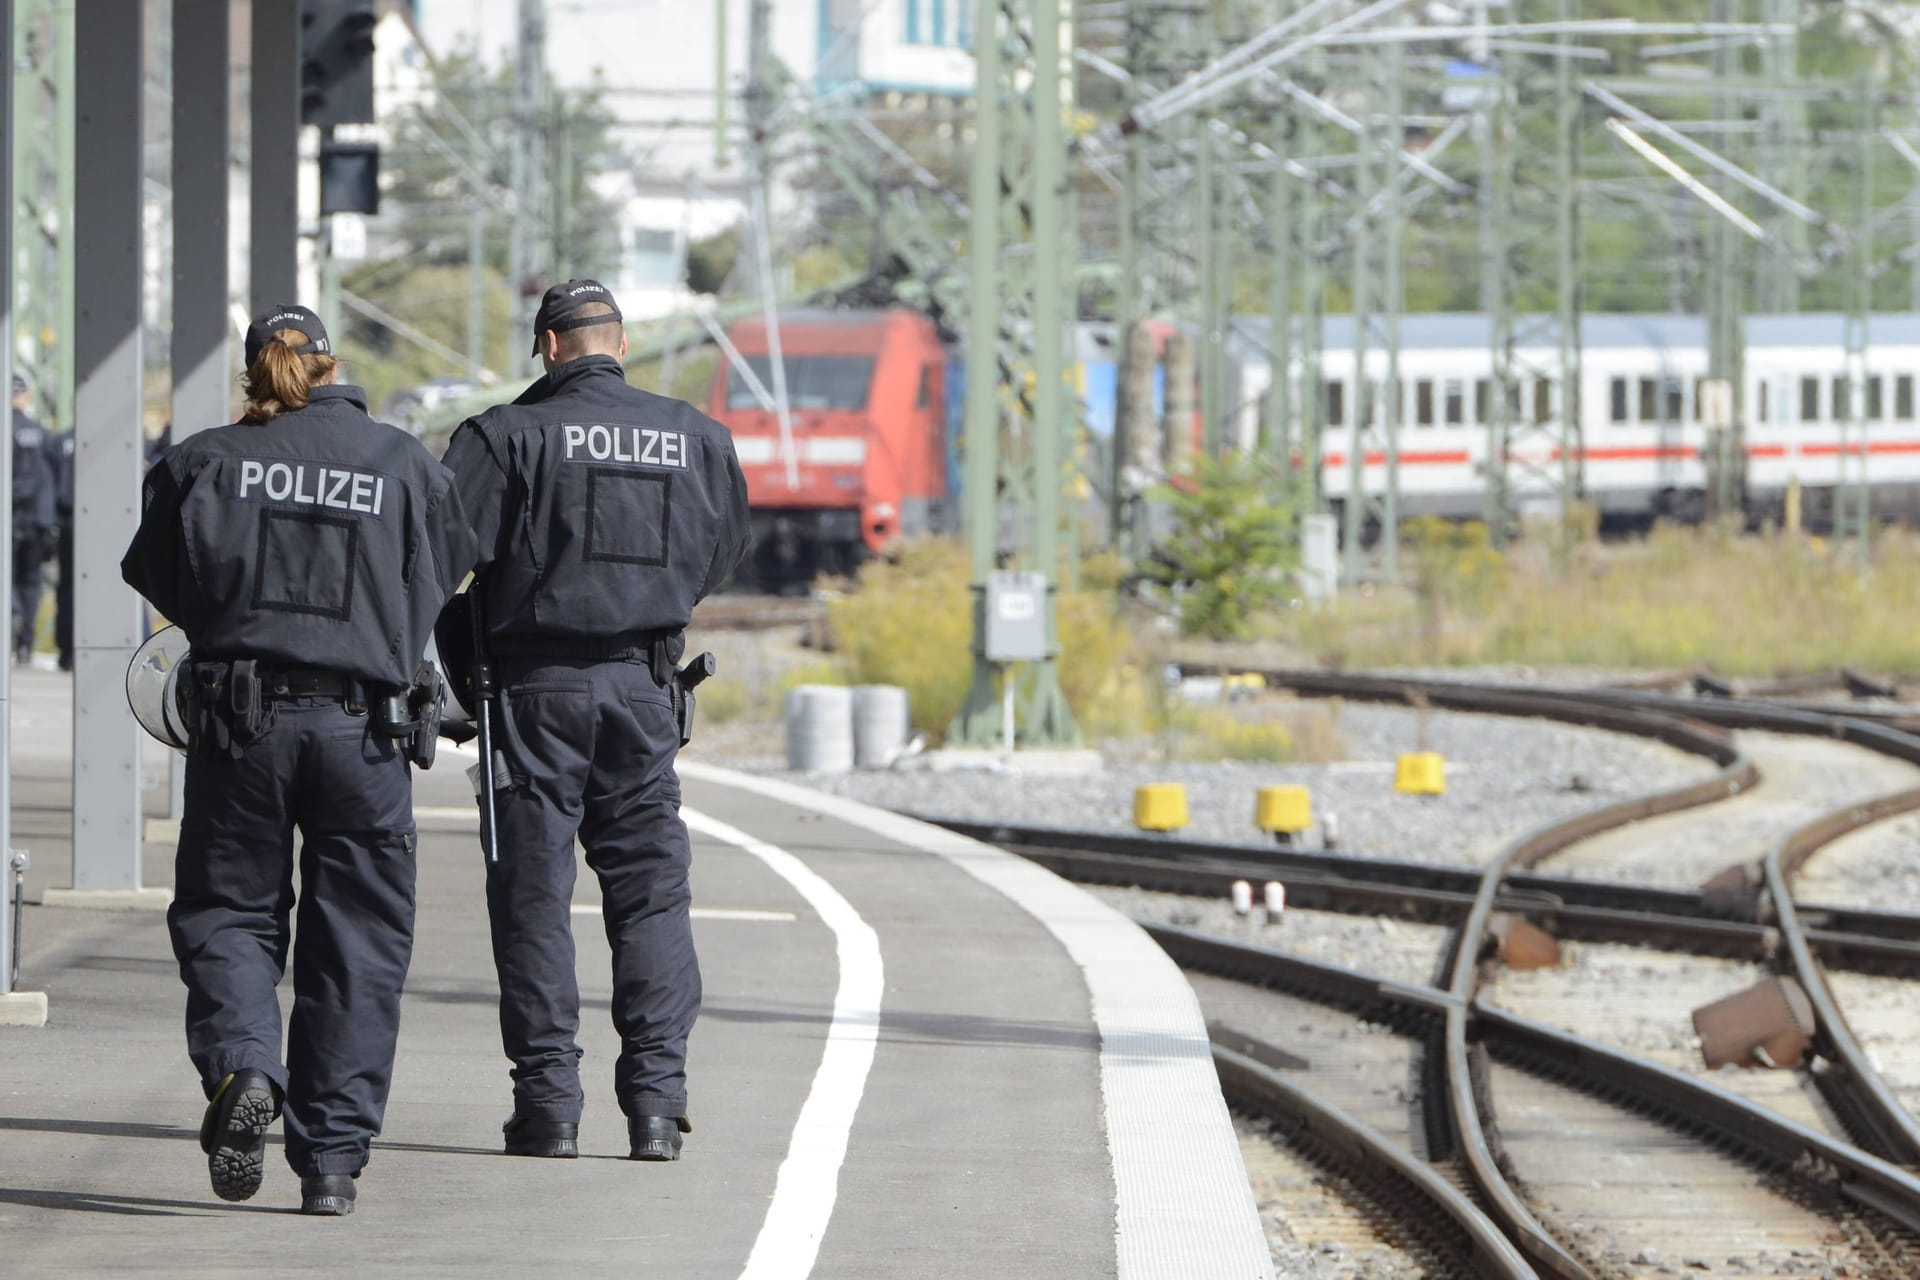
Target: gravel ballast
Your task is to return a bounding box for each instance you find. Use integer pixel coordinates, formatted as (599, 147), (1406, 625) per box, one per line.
(692, 702), (1716, 869)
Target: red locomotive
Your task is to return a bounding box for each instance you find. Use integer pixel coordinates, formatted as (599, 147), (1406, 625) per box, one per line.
(710, 308), (953, 589)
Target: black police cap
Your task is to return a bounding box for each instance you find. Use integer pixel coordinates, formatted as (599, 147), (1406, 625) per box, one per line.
(531, 279), (624, 356)
(244, 304), (332, 367)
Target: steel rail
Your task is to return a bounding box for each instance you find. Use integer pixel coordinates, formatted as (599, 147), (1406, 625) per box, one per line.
(1211, 1044), (1541, 1280)
(1154, 925), (1920, 1244)
(940, 819), (1920, 973)
(1764, 789), (1920, 1165)
(1121, 685), (1753, 1277)
(1437, 706), (1755, 1278)
(1210, 668), (1920, 1176)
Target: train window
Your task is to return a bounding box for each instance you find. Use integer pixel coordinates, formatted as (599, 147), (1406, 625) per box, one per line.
(1663, 378), (1684, 423)
(1326, 379), (1344, 427)
(1834, 375), (1853, 422)
(1609, 378), (1628, 424)
(1532, 378), (1552, 425)
(1756, 381), (1769, 424)
(1444, 379), (1465, 426)
(1415, 379), (1434, 427)
(1801, 376), (1820, 423)
(1473, 378), (1490, 424)
(1899, 375), (1916, 421)
(1869, 375), (1885, 420)
(726, 356), (877, 411)
(1638, 377), (1658, 422)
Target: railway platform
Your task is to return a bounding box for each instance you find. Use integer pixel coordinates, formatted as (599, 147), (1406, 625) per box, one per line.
(0, 667), (1271, 1279)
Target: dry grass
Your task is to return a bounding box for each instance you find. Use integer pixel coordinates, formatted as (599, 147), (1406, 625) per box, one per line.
(1162, 700), (1347, 763)
(1283, 525), (1920, 676)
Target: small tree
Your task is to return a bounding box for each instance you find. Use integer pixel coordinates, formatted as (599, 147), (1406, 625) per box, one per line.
(1147, 454), (1299, 640)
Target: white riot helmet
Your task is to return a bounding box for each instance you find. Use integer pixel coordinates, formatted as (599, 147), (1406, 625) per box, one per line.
(126, 626), (192, 751)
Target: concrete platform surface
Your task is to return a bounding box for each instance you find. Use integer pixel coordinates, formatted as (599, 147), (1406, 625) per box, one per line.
(0, 667), (1269, 1278)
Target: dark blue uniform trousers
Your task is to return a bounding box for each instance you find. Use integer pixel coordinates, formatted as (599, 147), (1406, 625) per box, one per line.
(487, 656), (698, 1123)
(168, 700), (417, 1177)
(12, 524), (45, 653)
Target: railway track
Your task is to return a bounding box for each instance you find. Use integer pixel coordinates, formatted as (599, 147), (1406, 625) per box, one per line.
(1244, 671), (1920, 1171)
(1172, 927), (1920, 1277)
(922, 817), (1920, 975)
(951, 672), (1920, 1273)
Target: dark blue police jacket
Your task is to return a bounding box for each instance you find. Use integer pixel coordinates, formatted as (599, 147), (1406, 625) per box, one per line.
(120, 384), (479, 688)
(440, 355), (751, 649)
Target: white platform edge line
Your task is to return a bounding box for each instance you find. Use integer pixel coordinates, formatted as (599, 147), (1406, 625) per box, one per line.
(682, 806), (884, 1280)
(679, 763), (1275, 1280)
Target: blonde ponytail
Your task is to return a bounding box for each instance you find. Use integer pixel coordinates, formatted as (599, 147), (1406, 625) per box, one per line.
(241, 329), (339, 423)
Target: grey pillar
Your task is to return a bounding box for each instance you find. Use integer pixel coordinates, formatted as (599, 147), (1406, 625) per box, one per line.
(249, 0), (299, 310)
(67, 1), (147, 894)
(174, 3), (231, 441)
(171, 0), (231, 820)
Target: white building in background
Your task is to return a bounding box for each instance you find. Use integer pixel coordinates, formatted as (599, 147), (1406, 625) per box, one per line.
(416, 0), (976, 318)
(592, 173), (746, 321)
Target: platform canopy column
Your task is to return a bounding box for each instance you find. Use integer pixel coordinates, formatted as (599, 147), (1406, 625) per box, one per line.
(66, 0), (146, 895)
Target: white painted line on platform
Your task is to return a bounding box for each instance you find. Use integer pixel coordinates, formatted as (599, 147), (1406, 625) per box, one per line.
(566, 903), (798, 923)
(414, 805), (480, 823)
(679, 762), (1275, 1280)
(681, 806), (883, 1280)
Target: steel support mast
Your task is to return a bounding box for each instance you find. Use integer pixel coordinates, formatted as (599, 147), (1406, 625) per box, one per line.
(1837, 87), (1875, 557)
(1484, 0), (1585, 542)
(950, 0), (1079, 748)
(1341, 38), (1403, 583)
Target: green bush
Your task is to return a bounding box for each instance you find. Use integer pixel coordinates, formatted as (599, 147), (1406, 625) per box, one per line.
(1147, 454), (1299, 640)
(826, 541), (976, 735)
(824, 540), (1157, 744)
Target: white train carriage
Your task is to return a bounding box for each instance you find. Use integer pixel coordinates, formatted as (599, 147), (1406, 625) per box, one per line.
(1229, 312), (1920, 528)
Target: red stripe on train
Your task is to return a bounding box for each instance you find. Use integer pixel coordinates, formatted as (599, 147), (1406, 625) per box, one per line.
(1324, 440), (1920, 467)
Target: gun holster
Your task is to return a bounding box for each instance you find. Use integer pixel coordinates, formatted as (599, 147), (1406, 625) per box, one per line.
(371, 662), (446, 769)
(183, 659), (272, 759)
(670, 652), (717, 749)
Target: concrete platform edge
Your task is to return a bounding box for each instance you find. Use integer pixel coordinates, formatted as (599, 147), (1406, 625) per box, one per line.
(678, 762), (1276, 1280)
(0, 990), (50, 1026)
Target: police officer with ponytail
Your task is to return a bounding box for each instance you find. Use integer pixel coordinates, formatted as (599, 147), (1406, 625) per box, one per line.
(121, 305), (478, 1216)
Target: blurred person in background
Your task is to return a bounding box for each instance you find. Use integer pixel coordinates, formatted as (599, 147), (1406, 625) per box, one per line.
(53, 423), (73, 670)
(10, 373), (57, 665)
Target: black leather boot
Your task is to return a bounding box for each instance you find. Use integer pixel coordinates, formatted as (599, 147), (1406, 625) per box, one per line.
(628, 1115), (690, 1162)
(503, 1113), (579, 1158)
(300, 1174), (357, 1216)
(198, 1069), (280, 1203)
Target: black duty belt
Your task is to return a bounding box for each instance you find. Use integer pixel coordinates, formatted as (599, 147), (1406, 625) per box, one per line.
(490, 630), (677, 663)
(257, 666), (362, 701)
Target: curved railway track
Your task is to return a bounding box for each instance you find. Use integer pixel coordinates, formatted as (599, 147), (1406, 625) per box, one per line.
(946, 673), (1920, 1274)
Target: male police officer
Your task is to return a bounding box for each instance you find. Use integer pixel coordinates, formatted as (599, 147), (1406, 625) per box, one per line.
(439, 280), (749, 1162)
(10, 373), (57, 664)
